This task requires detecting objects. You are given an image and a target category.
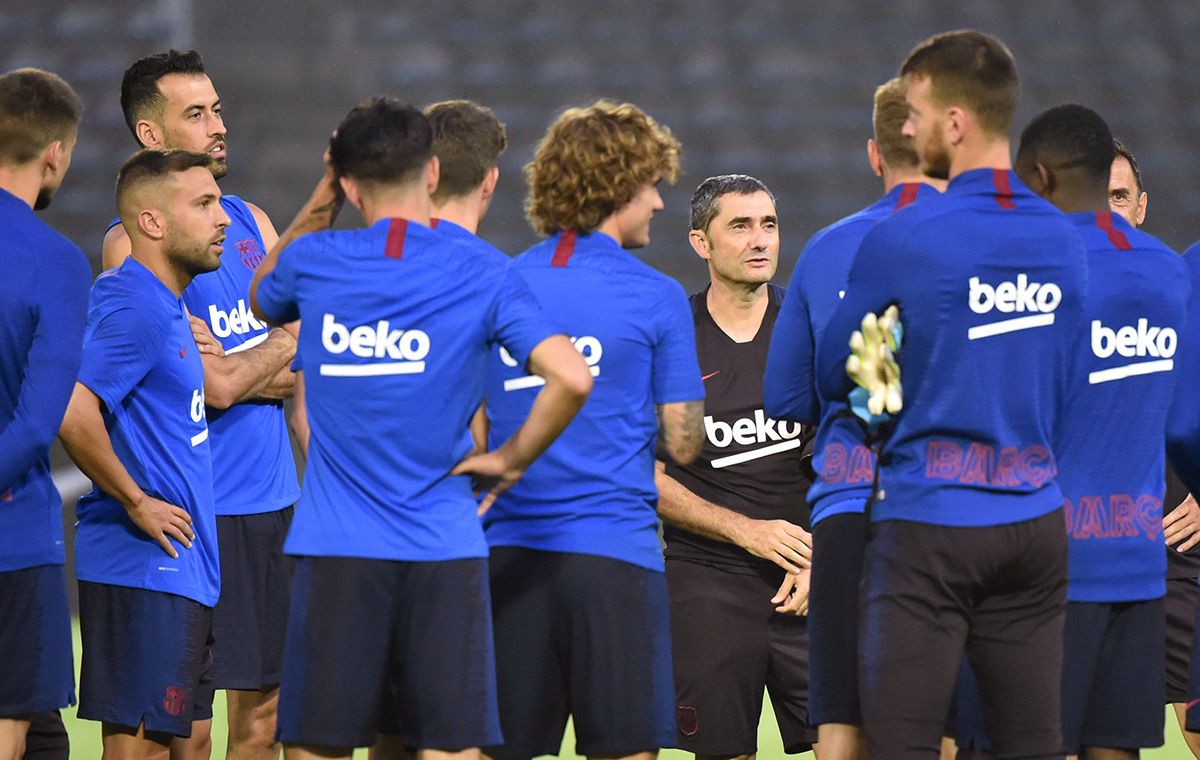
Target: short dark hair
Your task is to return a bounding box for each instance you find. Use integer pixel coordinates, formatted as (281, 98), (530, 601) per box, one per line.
(329, 97), (432, 187)
(1015, 104), (1115, 189)
(900, 30), (1019, 136)
(1112, 138), (1144, 194)
(0, 68), (82, 166)
(873, 78), (919, 169)
(116, 148), (214, 216)
(120, 50), (206, 142)
(425, 100), (507, 203)
(690, 175), (776, 232)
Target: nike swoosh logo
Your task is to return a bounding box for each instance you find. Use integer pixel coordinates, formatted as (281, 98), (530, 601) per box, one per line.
(179, 347), (188, 359)
(702, 371), (720, 381)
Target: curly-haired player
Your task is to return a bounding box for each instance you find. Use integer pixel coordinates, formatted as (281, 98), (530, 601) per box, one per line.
(482, 101), (704, 760)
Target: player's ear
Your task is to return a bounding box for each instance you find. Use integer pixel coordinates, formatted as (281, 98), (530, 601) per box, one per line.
(425, 156), (440, 198)
(1136, 192), (1148, 226)
(338, 176), (363, 211)
(1032, 162), (1055, 198)
(687, 229), (712, 261)
(867, 139), (883, 178)
(41, 139), (63, 175)
(135, 119), (164, 149)
(480, 166), (500, 202)
(946, 106), (966, 147)
(137, 208), (165, 241)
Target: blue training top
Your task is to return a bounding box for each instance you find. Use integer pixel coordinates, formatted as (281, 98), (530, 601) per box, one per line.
(75, 258), (219, 606)
(1165, 246), (1200, 525)
(0, 188), (90, 572)
(765, 181), (937, 525)
(107, 195), (299, 516)
(1059, 211), (1188, 602)
(816, 168), (1088, 527)
(256, 217), (558, 561)
(483, 230), (705, 572)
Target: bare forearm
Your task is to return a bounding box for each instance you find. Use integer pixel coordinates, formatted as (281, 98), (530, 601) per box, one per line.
(496, 379), (585, 470)
(59, 389), (143, 509)
(655, 464), (747, 545)
(252, 362), (297, 401)
(204, 329), (296, 408)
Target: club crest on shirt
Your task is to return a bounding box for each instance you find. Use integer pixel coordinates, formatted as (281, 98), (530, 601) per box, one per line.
(235, 238), (264, 270)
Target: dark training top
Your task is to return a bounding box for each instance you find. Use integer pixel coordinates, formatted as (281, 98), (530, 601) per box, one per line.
(664, 285), (813, 574)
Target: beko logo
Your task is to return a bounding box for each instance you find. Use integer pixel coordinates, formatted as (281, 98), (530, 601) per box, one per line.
(499, 336), (602, 391)
(703, 410), (805, 469)
(319, 313), (430, 377)
(967, 274), (1061, 340)
(189, 388), (208, 447)
(1088, 318), (1177, 384)
(209, 299), (266, 338)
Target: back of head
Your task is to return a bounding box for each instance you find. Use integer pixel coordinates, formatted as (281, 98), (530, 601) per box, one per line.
(900, 30), (1019, 137)
(425, 100), (506, 203)
(330, 97), (432, 189)
(525, 100), (681, 236)
(873, 77), (919, 170)
(121, 49), (206, 142)
(1015, 104), (1115, 189)
(690, 174), (775, 232)
(116, 148), (214, 222)
(0, 68), (82, 167)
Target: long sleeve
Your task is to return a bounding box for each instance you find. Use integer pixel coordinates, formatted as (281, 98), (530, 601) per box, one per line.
(764, 266), (820, 425)
(1167, 246), (1200, 495)
(0, 247), (89, 491)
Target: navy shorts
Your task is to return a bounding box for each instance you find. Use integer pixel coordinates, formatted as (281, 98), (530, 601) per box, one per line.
(486, 547), (675, 760)
(20, 710), (69, 760)
(212, 507), (294, 690)
(860, 512), (1067, 760)
(77, 582), (214, 737)
(276, 556), (500, 751)
(1061, 600), (1164, 752)
(1165, 575), (1199, 703)
(666, 558), (816, 755)
(947, 658), (990, 753)
(807, 511), (868, 727)
(0, 565), (74, 717)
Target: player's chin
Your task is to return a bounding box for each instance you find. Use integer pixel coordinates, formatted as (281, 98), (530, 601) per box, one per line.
(211, 158), (229, 179)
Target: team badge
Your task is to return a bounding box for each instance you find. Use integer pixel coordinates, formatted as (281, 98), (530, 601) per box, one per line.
(162, 685), (188, 717)
(235, 238), (265, 270)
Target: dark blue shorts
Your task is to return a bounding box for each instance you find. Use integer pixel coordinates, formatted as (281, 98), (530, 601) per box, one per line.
(486, 547), (675, 760)
(77, 582), (214, 737)
(20, 710), (69, 760)
(807, 511), (867, 727)
(0, 565), (74, 717)
(1165, 575), (1199, 703)
(212, 507), (294, 690)
(665, 558), (816, 755)
(1060, 599), (1164, 752)
(276, 556), (501, 751)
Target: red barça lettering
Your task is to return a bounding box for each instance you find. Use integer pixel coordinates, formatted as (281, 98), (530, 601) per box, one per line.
(924, 440), (1055, 488)
(1062, 493), (1161, 541)
(235, 238), (264, 270)
(820, 443), (876, 484)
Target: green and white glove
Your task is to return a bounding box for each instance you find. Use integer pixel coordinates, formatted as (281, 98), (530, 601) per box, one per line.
(845, 304), (903, 427)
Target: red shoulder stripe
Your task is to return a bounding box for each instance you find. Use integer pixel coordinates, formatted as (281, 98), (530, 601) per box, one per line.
(1095, 211), (1133, 251)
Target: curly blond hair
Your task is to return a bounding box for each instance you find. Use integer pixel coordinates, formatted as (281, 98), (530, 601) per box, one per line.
(525, 100), (681, 236)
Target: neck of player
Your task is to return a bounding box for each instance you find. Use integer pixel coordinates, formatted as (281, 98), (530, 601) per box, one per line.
(707, 276), (769, 343)
(430, 194), (485, 234)
(0, 165), (46, 209)
(949, 134), (1013, 181)
(130, 249), (195, 297)
(357, 185), (433, 228)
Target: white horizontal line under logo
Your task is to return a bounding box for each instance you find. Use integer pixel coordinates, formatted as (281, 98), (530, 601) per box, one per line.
(1088, 359), (1174, 385)
(224, 332), (269, 355)
(711, 439), (801, 469)
(504, 365), (600, 392)
(319, 362), (427, 377)
(967, 313), (1055, 340)
(190, 428), (209, 446)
